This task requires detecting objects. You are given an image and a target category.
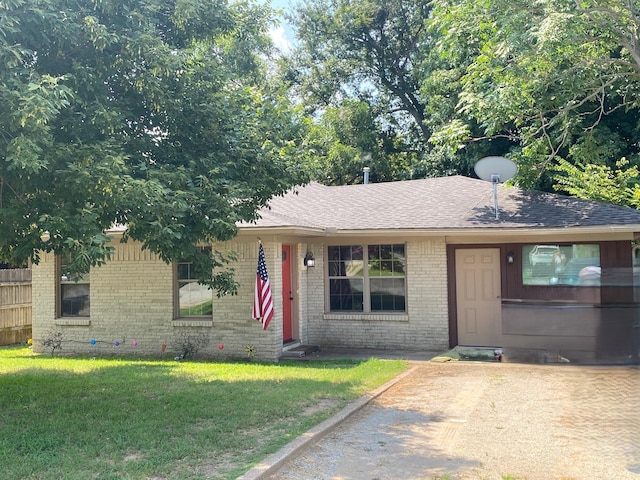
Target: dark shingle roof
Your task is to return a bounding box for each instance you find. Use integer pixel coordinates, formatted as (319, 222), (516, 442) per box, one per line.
(250, 176), (640, 231)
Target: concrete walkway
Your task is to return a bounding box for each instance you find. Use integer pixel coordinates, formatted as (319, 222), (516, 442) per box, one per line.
(240, 353), (640, 480)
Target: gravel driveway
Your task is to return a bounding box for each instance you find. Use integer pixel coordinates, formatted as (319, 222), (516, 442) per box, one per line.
(260, 361), (640, 480)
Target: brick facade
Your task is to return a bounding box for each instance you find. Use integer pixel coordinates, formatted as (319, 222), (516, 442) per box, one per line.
(32, 239), (282, 361)
(301, 239), (449, 352)
(32, 237), (450, 361)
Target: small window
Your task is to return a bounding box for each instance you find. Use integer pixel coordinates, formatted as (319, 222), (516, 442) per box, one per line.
(175, 248), (213, 318)
(58, 256), (90, 317)
(523, 244), (601, 286)
(328, 244), (406, 312)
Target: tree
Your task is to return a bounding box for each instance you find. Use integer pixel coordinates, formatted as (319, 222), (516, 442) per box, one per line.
(289, 0), (430, 136)
(553, 158), (640, 208)
(431, 0), (640, 195)
(286, 0), (503, 183)
(0, 0), (304, 291)
(300, 99), (422, 185)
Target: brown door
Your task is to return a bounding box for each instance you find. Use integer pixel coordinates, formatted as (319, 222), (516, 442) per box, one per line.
(455, 248), (502, 346)
(281, 245), (293, 343)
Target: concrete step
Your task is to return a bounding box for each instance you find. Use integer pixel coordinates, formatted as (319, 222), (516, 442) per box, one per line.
(280, 345), (320, 358)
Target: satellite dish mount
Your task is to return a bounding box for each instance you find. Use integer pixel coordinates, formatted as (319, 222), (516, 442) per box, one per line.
(474, 156), (517, 220)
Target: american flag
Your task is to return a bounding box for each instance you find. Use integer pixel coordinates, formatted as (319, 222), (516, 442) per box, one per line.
(253, 242), (274, 330)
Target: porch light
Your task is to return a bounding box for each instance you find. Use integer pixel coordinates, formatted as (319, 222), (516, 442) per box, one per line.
(506, 251), (515, 264)
(303, 251), (315, 267)
(40, 231), (51, 243)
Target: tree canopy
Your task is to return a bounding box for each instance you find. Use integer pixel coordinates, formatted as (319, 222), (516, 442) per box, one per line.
(285, 0), (514, 185)
(430, 0), (640, 199)
(0, 0), (305, 290)
(3, 0), (639, 283)
(285, 0), (640, 206)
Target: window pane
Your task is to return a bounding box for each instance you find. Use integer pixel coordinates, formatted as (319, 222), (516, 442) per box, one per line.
(59, 254), (90, 317)
(368, 244), (405, 276)
(328, 245), (364, 277)
(177, 263), (193, 281)
(329, 244), (406, 312)
(178, 281), (212, 316)
(347, 245), (363, 260)
(60, 256), (90, 282)
(329, 278), (363, 311)
(61, 284), (90, 317)
(370, 278), (406, 311)
(175, 247), (213, 317)
(523, 244), (601, 286)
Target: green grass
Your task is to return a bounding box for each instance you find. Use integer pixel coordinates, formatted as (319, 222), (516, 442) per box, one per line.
(0, 346), (407, 480)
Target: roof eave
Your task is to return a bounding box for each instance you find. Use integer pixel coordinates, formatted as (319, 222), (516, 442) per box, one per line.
(236, 224), (640, 242)
(236, 226), (326, 238)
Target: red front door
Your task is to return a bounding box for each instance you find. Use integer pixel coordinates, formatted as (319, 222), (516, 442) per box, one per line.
(281, 245), (293, 343)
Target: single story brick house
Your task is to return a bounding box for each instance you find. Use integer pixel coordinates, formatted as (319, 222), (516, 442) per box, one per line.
(32, 176), (640, 363)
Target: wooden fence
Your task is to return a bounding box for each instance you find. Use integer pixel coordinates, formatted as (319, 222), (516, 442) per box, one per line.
(0, 269), (32, 345)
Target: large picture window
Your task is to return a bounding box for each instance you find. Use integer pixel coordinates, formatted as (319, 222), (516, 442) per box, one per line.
(328, 244), (406, 312)
(58, 256), (90, 317)
(522, 244), (601, 286)
(175, 249), (213, 318)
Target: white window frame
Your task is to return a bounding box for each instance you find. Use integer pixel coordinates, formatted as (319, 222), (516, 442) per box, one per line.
(326, 243), (407, 313)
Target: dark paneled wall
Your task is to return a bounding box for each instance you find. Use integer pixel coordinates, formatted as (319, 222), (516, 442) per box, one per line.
(447, 240), (637, 351)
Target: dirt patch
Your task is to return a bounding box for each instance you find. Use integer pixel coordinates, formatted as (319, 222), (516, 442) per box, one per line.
(302, 398), (342, 418)
(122, 452), (144, 463)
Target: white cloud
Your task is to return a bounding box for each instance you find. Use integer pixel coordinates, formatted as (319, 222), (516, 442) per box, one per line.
(269, 26), (291, 54)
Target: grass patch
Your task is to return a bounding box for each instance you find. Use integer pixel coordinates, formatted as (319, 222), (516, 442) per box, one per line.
(0, 346), (407, 479)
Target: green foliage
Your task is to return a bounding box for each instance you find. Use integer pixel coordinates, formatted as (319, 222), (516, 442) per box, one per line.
(0, 346), (407, 479)
(431, 0), (640, 193)
(553, 158), (640, 208)
(0, 0), (305, 290)
(302, 100), (399, 184)
(286, 0), (517, 184)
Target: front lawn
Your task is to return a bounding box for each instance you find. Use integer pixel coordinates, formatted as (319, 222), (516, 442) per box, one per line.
(0, 346), (407, 480)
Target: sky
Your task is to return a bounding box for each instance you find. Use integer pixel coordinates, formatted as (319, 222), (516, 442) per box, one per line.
(265, 0), (298, 54)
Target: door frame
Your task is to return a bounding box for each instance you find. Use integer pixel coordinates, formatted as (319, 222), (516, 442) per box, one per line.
(281, 244), (298, 344)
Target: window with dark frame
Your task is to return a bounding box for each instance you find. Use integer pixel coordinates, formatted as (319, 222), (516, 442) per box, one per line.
(328, 244), (406, 312)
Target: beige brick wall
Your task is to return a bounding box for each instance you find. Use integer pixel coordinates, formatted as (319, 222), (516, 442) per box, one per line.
(32, 236), (450, 360)
(213, 240), (281, 361)
(302, 239), (450, 352)
(32, 239), (282, 361)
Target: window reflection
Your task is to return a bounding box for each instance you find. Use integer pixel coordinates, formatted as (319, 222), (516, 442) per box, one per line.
(176, 247), (213, 317)
(522, 244), (601, 286)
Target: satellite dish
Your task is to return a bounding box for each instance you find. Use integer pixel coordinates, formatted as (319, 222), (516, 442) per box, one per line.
(474, 156), (517, 183)
(474, 156), (517, 220)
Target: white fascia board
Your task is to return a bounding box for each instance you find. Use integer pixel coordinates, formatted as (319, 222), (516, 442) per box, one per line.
(236, 226), (326, 237)
(303, 225), (640, 242)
